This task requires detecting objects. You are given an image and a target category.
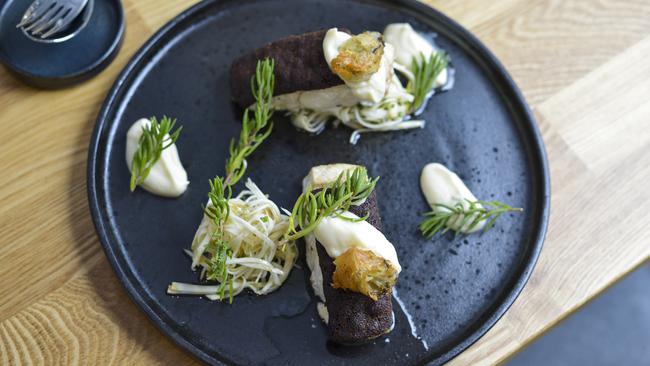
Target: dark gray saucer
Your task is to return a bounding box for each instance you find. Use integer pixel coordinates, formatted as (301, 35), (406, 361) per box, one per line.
(0, 0), (124, 88)
(88, 0), (550, 364)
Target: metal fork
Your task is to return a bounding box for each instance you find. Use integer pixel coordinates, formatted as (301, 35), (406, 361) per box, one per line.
(16, 0), (89, 39)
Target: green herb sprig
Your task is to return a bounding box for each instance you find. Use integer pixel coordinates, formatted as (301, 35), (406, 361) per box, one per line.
(407, 52), (449, 115)
(202, 58), (276, 302)
(225, 59), (276, 186)
(129, 116), (182, 191)
(420, 200), (523, 239)
(284, 167), (379, 241)
(203, 176), (234, 301)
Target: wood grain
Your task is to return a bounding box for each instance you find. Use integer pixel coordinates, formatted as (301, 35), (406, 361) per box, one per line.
(431, 0), (650, 105)
(1, 0), (649, 365)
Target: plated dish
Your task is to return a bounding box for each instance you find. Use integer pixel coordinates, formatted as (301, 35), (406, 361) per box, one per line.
(88, 0), (549, 365)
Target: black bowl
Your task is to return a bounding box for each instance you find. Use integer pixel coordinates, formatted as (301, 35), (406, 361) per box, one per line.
(0, 0), (124, 88)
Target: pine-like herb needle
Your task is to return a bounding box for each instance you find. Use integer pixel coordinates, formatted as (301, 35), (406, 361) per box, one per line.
(202, 58), (276, 302)
(407, 52), (449, 114)
(224, 58), (275, 186)
(284, 167), (379, 241)
(129, 116), (182, 191)
(420, 200), (523, 239)
(203, 176), (234, 301)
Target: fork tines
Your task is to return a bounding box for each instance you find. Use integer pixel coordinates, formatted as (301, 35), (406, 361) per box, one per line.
(16, 0), (80, 39)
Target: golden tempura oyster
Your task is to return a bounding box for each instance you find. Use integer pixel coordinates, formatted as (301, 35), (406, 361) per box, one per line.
(330, 32), (384, 83)
(332, 247), (398, 300)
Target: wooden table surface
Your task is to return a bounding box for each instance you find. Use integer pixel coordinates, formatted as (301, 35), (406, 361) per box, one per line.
(1, 0), (649, 364)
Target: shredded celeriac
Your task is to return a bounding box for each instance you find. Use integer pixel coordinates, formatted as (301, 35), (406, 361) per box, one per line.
(168, 179), (297, 301)
(286, 67), (426, 144)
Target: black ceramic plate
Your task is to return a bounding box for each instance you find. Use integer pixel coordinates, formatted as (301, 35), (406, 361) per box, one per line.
(88, 0), (550, 365)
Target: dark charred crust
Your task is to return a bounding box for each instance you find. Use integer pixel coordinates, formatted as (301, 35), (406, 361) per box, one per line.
(349, 190), (382, 231)
(230, 29), (350, 108)
(316, 191), (394, 344)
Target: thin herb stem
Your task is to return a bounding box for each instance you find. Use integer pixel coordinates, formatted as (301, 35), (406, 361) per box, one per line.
(420, 199), (523, 239)
(284, 167), (379, 241)
(407, 52), (448, 114)
(202, 58), (276, 303)
(224, 58), (275, 186)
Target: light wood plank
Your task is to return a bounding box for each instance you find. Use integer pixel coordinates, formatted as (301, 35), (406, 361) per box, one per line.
(440, 0), (650, 105)
(537, 36), (650, 171)
(450, 35), (650, 366)
(0, 261), (200, 366)
(0, 0), (160, 322)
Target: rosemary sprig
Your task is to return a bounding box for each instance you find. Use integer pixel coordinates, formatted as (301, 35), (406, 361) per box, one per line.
(284, 167), (379, 241)
(224, 58), (275, 186)
(129, 116), (182, 191)
(203, 176), (234, 302)
(407, 52), (449, 114)
(420, 200), (523, 239)
(201, 58), (276, 302)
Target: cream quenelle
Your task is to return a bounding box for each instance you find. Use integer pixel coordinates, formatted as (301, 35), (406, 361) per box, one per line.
(125, 118), (189, 197)
(384, 23), (448, 87)
(313, 212), (401, 272)
(420, 163), (485, 233)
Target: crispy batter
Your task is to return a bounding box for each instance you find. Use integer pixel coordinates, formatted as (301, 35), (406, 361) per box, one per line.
(332, 247), (398, 300)
(330, 32), (384, 83)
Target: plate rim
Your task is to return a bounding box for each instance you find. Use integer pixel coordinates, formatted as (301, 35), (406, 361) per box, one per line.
(87, 0), (551, 364)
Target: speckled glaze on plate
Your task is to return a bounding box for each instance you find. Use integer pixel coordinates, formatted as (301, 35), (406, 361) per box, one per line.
(87, 0), (550, 364)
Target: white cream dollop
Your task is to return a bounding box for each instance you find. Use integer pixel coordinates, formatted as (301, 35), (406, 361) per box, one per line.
(323, 28), (394, 105)
(313, 212), (402, 272)
(384, 23), (448, 87)
(323, 28), (353, 68)
(420, 163), (484, 233)
(125, 118), (189, 197)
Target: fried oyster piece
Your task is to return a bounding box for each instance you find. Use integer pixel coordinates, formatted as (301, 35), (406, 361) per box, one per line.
(332, 247), (398, 301)
(330, 32), (384, 83)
